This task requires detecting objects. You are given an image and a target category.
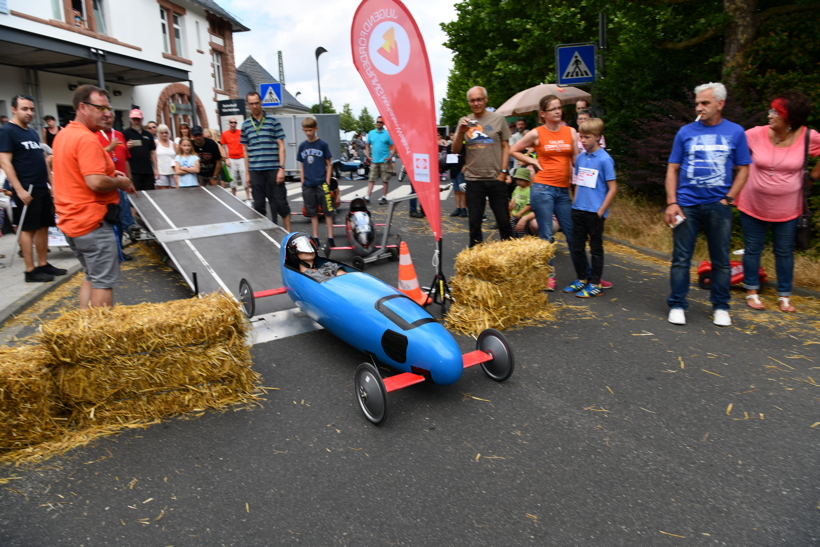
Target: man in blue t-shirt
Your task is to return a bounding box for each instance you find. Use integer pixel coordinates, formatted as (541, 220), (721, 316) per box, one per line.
(663, 82), (751, 328)
(0, 95), (67, 283)
(297, 117), (335, 248)
(241, 91), (290, 230)
(365, 116), (394, 204)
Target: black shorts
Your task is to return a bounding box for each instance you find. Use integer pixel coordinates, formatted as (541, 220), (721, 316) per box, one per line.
(131, 173), (155, 191)
(12, 186), (56, 231)
(302, 184), (335, 217)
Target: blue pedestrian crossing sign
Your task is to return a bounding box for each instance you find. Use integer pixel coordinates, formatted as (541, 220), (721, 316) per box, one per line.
(260, 83), (283, 108)
(556, 43), (596, 86)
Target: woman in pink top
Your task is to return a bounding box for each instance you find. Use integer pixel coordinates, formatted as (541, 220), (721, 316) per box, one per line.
(737, 91), (820, 312)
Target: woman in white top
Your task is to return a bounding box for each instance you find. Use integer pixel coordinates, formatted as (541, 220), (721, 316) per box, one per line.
(155, 124), (177, 189)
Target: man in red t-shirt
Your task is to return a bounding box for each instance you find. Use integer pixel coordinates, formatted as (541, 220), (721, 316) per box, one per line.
(220, 117), (247, 199)
(96, 127), (137, 260)
(52, 85), (135, 309)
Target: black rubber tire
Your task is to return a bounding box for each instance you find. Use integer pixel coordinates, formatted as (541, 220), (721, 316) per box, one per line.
(353, 256), (365, 271)
(477, 328), (515, 382)
(388, 247), (398, 261)
(698, 273), (712, 291)
(354, 362), (388, 425)
(239, 278), (255, 318)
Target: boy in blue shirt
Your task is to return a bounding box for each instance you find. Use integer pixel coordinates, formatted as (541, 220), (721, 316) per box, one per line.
(563, 118), (617, 298)
(297, 117), (335, 249)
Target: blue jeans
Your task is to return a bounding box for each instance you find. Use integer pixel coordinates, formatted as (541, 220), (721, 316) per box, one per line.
(668, 201), (733, 311)
(117, 190), (135, 233)
(740, 211), (797, 296)
(530, 184), (588, 274)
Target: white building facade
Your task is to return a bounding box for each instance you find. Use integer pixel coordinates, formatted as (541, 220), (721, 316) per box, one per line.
(0, 0), (246, 136)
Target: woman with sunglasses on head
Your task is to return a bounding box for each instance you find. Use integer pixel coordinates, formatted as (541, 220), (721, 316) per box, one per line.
(737, 90), (820, 312)
(42, 115), (61, 148)
(174, 122), (191, 154)
(154, 124), (177, 189)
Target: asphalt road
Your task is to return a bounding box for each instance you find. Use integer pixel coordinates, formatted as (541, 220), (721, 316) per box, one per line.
(1, 176), (819, 546)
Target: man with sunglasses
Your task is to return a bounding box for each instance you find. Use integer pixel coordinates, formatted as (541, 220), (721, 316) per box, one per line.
(122, 108), (157, 191)
(0, 94), (65, 282)
(221, 117), (246, 198)
(52, 85), (136, 309)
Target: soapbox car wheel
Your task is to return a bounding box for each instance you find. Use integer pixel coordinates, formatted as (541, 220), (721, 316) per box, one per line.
(477, 328), (514, 382)
(698, 273), (712, 290)
(388, 247), (399, 261)
(353, 256), (365, 270)
(354, 362), (388, 425)
(239, 278), (255, 318)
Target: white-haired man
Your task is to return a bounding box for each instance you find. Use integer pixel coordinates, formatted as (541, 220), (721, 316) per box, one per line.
(452, 86), (512, 247)
(664, 82), (751, 327)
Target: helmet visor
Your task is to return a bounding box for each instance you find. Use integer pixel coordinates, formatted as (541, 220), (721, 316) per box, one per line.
(291, 236), (316, 254)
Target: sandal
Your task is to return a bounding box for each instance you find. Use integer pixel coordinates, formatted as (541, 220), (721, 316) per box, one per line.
(746, 293), (765, 310)
(778, 296), (796, 313)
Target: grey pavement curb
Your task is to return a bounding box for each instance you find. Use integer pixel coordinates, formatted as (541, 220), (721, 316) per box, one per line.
(604, 235), (820, 299)
(0, 263), (84, 328)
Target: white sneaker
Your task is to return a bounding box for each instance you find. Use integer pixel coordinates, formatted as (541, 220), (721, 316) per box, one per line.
(668, 308), (686, 325)
(713, 309), (732, 327)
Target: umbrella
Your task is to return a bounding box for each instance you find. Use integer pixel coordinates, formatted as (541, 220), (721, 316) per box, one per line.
(495, 84), (591, 117)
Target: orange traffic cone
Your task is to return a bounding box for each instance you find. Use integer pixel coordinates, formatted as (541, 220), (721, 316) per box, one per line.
(397, 241), (431, 306)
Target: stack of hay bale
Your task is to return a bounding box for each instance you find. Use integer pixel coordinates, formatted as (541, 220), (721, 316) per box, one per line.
(0, 346), (65, 451)
(447, 237), (556, 336)
(40, 294), (258, 428)
(0, 293), (258, 460)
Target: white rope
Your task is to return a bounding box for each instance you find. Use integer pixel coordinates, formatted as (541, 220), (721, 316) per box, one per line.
(432, 248), (440, 268)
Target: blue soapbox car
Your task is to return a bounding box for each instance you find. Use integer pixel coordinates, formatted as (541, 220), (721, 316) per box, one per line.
(238, 232), (514, 425)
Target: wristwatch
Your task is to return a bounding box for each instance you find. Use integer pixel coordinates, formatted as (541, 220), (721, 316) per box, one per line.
(723, 195), (734, 204)
(500, 169), (509, 174)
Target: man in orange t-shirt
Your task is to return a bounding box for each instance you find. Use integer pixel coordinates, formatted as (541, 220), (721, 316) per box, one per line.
(220, 118), (246, 198)
(52, 85), (136, 309)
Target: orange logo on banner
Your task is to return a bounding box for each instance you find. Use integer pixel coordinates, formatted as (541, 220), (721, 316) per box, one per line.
(378, 27), (400, 66)
(414, 157), (428, 170)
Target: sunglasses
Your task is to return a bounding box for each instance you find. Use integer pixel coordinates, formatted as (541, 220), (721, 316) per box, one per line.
(82, 101), (112, 113)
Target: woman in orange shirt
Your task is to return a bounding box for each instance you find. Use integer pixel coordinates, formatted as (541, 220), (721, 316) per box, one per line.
(511, 94), (577, 291)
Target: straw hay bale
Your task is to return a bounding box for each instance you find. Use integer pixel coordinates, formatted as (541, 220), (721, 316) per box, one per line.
(453, 236), (554, 282)
(448, 237), (556, 336)
(0, 346), (64, 450)
(69, 365), (260, 428)
(40, 293), (248, 364)
(52, 343), (251, 404)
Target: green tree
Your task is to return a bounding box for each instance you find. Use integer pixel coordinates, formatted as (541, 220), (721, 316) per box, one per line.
(339, 103), (357, 134)
(440, 0), (820, 144)
(357, 107), (375, 134)
(309, 97), (336, 114)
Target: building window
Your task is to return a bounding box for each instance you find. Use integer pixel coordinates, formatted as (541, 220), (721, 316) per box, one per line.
(160, 8), (170, 53)
(158, 1), (187, 59)
(195, 20), (201, 50)
(62, 0), (108, 34)
(172, 13), (183, 56)
(92, 0), (107, 35)
(213, 51), (223, 90)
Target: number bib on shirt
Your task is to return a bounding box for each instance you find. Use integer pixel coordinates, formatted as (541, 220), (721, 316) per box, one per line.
(576, 167), (598, 188)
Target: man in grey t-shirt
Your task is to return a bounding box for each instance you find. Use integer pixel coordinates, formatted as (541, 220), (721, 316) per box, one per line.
(452, 86), (512, 247)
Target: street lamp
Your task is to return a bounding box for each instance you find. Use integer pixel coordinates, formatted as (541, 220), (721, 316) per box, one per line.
(315, 47), (327, 114)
